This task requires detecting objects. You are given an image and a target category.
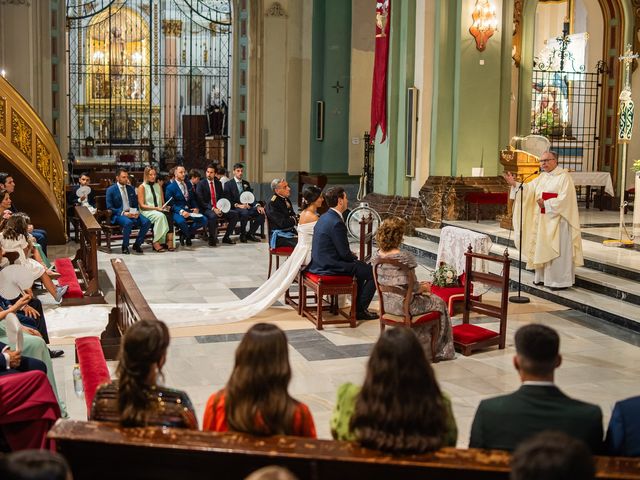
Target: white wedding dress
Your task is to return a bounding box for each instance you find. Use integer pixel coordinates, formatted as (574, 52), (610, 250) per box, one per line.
(150, 221), (317, 326)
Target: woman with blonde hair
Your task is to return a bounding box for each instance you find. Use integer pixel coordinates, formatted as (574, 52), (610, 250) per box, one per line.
(203, 323), (316, 437)
(372, 217), (454, 361)
(137, 166), (172, 252)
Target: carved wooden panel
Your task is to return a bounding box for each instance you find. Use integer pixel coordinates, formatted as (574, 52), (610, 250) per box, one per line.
(35, 135), (51, 180)
(513, 0), (523, 67)
(11, 108), (32, 161)
(0, 96), (5, 136)
(52, 159), (64, 212)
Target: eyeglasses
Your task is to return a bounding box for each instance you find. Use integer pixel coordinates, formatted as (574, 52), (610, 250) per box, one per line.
(539, 159), (554, 163)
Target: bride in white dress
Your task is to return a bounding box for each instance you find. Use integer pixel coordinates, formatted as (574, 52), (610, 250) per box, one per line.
(151, 186), (324, 325)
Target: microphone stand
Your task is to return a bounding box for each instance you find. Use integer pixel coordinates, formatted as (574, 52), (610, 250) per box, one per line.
(509, 170), (539, 304)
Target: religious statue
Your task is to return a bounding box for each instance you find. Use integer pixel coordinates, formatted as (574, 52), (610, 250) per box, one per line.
(205, 87), (228, 137)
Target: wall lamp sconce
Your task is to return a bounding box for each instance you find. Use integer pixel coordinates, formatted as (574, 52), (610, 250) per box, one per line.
(469, 0), (498, 52)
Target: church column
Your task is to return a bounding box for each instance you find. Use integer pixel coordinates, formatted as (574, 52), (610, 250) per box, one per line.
(162, 20), (182, 142)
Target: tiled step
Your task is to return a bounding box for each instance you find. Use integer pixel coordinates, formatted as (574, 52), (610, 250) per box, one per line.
(402, 233), (640, 334)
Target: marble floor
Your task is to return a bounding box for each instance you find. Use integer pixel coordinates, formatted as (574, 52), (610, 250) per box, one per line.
(42, 227), (640, 446)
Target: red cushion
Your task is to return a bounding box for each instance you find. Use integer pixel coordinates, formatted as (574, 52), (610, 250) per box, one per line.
(465, 192), (508, 205)
(453, 324), (499, 345)
(53, 258), (83, 298)
(269, 246), (294, 255)
(304, 272), (354, 285)
(431, 285), (465, 304)
(75, 336), (111, 416)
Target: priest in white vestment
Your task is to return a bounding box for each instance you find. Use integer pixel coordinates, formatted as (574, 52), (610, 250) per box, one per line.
(503, 150), (583, 289)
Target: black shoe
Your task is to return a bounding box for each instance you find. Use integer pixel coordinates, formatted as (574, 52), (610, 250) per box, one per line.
(222, 237), (236, 245)
(247, 234), (260, 242)
(186, 237), (193, 246)
(179, 236), (185, 246)
(533, 281), (544, 286)
(240, 234), (247, 243)
(49, 349), (64, 359)
(356, 310), (379, 321)
(208, 238), (218, 247)
(121, 247), (131, 255)
(132, 244), (143, 254)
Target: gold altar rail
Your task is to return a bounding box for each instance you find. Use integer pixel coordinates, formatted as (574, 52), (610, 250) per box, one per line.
(0, 76), (65, 243)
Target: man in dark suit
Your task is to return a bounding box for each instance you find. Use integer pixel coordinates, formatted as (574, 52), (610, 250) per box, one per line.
(165, 165), (207, 246)
(105, 168), (152, 254)
(606, 395), (640, 457)
(223, 163), (265, 243)
(195, 164), (239, 246)
(307, 186), (377, 320)
(0, 341), (47, 376)
(265, 178), (297, 248)
(67, 172), (96, 208)
(469, 324), (603, 453)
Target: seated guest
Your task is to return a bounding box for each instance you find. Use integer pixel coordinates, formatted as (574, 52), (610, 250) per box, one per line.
(469, 324), (603, 452)
(511, 431), (595, 480)
(165, 166), (207, 246)
(266, 178), (297, 249)
(216, 166), (230, 186)
(307, 186), (376, 320)
(67, 172), (95, 208)
(223, 163), (265, 243)
(189, 168), (202, 190)
(91, 319), (198, 428)
(0, 338), (47, 376)
(0, 173), (48, 255)
(0, 449), (71, 478)
(331, 327), (456, 451)
(606, 395), (640, 457)
(195, 164), (239, 246)
(372, 217), (454, 361)
(137, 166), (171, 253)
(203, 323), (316, 437)
(0, 216), (68, 303)
(106, 168), (152, 254)
(162, 167), (176, 196)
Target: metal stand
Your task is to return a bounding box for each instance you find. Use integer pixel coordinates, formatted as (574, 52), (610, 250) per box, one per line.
(510, 181), (530, 304)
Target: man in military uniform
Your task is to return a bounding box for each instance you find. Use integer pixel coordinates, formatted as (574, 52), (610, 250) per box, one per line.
(266, 178), (298, 248)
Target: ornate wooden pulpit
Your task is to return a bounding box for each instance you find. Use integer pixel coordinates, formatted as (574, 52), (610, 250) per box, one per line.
(499, 146), (541, 229)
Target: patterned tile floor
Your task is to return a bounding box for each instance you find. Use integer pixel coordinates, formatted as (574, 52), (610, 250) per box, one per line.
(43, 236), (640, 445)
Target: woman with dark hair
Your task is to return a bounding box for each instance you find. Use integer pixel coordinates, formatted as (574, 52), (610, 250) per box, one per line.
(331, 327), (457, 452)
(91, 319), (197, 428)
(203, 323), (316, 437)
(372, 217), (455, 361)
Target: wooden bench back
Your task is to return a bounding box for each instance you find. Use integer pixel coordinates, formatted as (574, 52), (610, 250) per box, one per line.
(72, 206), (104, 301)
(100, 258), (158, 359)
(48, 420), (640, 480)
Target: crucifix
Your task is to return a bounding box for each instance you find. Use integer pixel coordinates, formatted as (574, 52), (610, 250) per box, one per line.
(332, 81), (344, 94)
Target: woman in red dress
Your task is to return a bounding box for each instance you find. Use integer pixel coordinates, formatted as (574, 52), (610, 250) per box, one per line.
(203, 323), (316, 437)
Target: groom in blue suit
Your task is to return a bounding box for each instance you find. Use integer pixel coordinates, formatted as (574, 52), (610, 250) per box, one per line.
(308, 186), (377, 320)
(165, 165), (207, 246)
(106, 168), (151, 254)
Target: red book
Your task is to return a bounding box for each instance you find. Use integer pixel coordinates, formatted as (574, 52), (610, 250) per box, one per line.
(540, 192), (558, 214)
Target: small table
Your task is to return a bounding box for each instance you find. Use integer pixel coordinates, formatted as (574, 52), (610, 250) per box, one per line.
(568, 172), (614, 210)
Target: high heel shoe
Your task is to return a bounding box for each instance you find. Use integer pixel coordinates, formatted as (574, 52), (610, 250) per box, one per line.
(166, 233), (175, 251)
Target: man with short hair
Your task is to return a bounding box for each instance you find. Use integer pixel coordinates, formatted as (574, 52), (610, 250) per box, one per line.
(308, 186), (377, 320)
(105, 168), (151, 254)
(215, 166), (230, 186)
(67, 172), (95, 209)
(165, 165), (207, 246)
(266, 178), (297, 249)
(195, 164), (239, 246)
(469, 323), (603, 452)
(223, 163), (265, 243)
(189, 169), (202, 189)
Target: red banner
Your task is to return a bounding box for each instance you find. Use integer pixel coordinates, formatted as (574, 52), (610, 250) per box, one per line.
(370, 0), (391, 144)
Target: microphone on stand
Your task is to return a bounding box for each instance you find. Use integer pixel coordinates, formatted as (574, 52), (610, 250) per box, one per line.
(508, 168), (539, 304)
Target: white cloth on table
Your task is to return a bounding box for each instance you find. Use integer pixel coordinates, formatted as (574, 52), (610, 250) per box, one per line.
(0, 234), (45, 281)
(436, 226), (493, 277)
(568, 171), (614, 197)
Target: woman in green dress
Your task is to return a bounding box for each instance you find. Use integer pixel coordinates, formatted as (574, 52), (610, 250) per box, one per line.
(137, 166), (171, 252)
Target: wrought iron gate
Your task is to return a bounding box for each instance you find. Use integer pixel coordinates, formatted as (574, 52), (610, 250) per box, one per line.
(66, 0), (232, 172)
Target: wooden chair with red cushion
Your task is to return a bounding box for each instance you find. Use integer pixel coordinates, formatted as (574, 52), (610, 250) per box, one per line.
(266, 217), (295, 278)
(300, 272), (357, 330)
(454, 246), (511, 356)
(373, 257), (440, 362)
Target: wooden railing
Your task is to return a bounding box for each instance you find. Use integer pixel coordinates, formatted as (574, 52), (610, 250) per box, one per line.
(49, 420), (640, 480)
(0, 76), (66, 243)
(72, 206), (104, 301)
(101, 258), (158, 359)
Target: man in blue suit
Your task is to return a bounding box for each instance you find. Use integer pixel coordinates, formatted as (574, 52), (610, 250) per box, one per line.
(0, 341), (47, 376)
(307, 186), (377, 320)
(223, 163), (265, 243)
(606, 395), (640, 457)
(105, 168), (151, 254)
(165, 165), (207, 246)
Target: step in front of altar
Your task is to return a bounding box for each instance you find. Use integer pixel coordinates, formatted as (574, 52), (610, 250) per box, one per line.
(402, 226), (640, 334)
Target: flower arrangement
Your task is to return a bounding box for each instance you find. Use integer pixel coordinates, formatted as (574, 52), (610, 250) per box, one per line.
(632, 159), (640, 173)
(432, 262), (460, 287)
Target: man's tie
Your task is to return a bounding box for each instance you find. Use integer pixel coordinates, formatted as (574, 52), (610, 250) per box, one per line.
(120, 185), (130, 211)
(209, 181), (217, 208)
(180, 181), (189, 200)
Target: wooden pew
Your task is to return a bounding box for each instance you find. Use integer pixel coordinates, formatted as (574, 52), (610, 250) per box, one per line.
(49, 420), (640, 480)
(54, 206), (106, 306)
(100, 258), (158, 359)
